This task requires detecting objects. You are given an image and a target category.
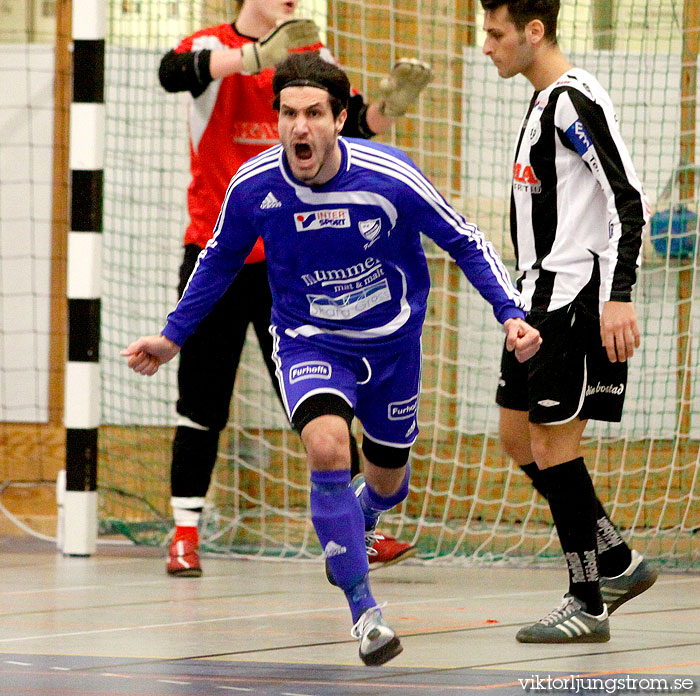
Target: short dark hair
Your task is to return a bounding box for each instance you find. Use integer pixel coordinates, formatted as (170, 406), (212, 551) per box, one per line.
(480, 0), (559, 42)
(272, 52), (350, 119)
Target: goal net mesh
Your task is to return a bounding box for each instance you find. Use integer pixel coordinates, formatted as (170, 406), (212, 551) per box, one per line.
(97, 0), (700, 568)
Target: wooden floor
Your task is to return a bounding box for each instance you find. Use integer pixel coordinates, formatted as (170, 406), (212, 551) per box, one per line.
(1, 536), (699, 696)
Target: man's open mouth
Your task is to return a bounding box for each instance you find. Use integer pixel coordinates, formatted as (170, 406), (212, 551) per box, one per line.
(295, 143), (312, 160)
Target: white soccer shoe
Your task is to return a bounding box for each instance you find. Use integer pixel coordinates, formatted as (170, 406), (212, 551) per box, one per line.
(351, 605), (403, 666)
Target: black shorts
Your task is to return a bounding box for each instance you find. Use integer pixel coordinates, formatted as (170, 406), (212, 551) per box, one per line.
(495, 301), (628, 424)
(175, 245), (279, 431)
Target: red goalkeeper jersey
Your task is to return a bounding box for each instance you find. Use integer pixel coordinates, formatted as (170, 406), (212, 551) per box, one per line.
(174, 24), (324, 263)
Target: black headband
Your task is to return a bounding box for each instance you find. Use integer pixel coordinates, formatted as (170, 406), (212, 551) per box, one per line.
(276, 78), (347, 105)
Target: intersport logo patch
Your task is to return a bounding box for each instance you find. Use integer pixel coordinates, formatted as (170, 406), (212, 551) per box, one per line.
(294, 209), (350, 231)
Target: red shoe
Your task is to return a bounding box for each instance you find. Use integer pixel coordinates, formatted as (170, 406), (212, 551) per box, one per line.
(367, 532), (417, 569)
(167, 537), (202, 577)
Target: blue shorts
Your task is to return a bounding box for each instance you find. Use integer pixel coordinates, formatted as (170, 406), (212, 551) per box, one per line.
(270, 327), (421, 447)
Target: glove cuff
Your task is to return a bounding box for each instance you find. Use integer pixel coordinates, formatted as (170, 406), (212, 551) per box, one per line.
(240, 42), (262, 75)
(378, 100), (405, 118)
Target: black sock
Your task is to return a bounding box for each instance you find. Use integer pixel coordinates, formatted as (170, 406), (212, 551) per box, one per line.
(520, 461), (632, 578)
(541, 458), (603, 615)
(596, 513), (632, 577)
(520, 461), (549, 498)
(171, 426), (219, 497)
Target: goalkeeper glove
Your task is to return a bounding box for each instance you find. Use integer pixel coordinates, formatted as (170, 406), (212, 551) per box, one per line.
(240, 19), (321, 75)
(377, 58), (432, 118)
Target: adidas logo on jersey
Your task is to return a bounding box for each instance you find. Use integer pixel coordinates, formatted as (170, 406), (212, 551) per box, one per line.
(323, 540), (347, 558)
(260, 192), (281, 209)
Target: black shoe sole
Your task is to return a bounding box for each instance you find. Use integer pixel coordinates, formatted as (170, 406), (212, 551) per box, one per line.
(360, 636), (403, 666)
(516, 630), (610, 643)
(167, 567), (202, 577)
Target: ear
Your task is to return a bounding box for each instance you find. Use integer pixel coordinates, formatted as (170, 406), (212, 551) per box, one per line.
(335, 108), (347, 135)
(524, 18), (546, 46)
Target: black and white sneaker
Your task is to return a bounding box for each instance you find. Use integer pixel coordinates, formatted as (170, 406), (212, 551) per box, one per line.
(516, 594), (610, 643)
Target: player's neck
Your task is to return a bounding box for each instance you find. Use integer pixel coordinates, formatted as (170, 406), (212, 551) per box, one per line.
(235, 6), (275, 39)
(524, 45), (573, 92)
(302, 145), (343, 187)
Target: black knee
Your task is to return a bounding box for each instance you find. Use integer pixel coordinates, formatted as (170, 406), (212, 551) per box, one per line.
(362, 438), (411, 469)
(292, 393), (354, 434)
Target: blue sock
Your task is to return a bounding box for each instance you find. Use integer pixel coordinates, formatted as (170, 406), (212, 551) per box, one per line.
(358, 466), (410, 531)
(310, 469), (375, 623)
(344, 574), (375, 624)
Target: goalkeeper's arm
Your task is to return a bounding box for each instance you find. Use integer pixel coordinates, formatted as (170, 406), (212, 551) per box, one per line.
(158, 20), (321, 97)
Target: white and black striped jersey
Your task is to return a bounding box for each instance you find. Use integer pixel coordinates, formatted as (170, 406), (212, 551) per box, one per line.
(162, 137), (525, 354)
(510, 68), (649, 313)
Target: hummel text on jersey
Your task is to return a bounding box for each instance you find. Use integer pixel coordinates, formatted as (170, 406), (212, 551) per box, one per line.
(513, 163), (541, 194)
(301, 257), (381, 287)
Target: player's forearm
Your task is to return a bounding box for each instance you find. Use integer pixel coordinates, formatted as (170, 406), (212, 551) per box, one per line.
(609, 250), (641, 301)
(164, 218), (254, 345)
(209, 48), (245, 79)
(364, 102), (393, 135)
(456, 248), (526, 324)
(432, 221), (525, 323)
(609, 213), (645, 301)
(162, 273), (230, 347)
(163, 254), (243, 346)
(159, 47), (246, 97)
(594, 204), (643, 299)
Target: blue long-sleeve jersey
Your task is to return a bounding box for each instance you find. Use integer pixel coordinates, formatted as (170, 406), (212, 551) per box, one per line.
(163, 137), (525, 354)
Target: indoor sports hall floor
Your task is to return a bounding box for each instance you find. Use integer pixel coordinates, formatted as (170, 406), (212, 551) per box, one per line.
(1, 536), (699, 696)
